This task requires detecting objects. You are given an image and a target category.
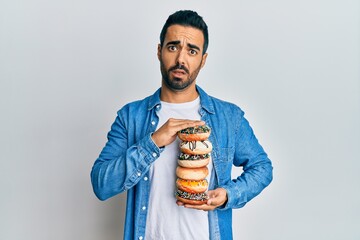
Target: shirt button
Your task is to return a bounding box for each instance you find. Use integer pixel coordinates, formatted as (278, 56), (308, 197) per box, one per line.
(144, 176), (148, 181)
(142, 206), (146, 210)
(151, 121), (156, 125)
(137, 172), (141, 176)
(152, 152), (157, 157)
(139, 236), (143, 240)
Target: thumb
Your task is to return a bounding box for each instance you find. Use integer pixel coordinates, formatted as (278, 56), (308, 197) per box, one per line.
(206, 191), (220, 206)
(207, 188), (227, 206)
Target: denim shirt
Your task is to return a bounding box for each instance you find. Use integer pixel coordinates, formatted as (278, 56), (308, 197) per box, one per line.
(91, 85), (273, 240)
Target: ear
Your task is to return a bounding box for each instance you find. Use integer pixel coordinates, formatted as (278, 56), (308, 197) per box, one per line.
(157, 44), (162, 61)
(200, 53), (208, 69)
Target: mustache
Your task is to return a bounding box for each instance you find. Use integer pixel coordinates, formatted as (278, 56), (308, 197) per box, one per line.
(169, 64), (189, 74)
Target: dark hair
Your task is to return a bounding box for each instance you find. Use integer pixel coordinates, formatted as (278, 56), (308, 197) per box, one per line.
(160, 10), (209, 55)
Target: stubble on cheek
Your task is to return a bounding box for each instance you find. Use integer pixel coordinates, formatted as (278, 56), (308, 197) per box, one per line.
(160, 58), (203, 91)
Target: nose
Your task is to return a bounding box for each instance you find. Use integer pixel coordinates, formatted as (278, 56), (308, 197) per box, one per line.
(176, 48), (186, 66)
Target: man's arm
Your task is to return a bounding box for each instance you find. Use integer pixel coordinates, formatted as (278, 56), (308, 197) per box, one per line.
(90, 113), (205, 201)
(221, 110), (273, 210)
(90, 113), (162, 201)
(179, 108), (272, 211)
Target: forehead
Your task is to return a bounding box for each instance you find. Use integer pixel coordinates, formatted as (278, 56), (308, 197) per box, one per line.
(164, 25), (204, 48)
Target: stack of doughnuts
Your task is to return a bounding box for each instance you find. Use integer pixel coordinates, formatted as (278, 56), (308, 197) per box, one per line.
(175, 125), (212, 205)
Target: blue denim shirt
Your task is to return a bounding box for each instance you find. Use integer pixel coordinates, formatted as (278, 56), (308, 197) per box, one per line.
(91, 85), (273, 240)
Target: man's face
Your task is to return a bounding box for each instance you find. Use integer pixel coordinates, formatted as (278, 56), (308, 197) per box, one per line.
(158, 24), (208, 91)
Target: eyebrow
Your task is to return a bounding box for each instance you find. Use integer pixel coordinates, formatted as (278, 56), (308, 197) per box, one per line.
(188, 43), (201, 51)
(166, 41), (201, 51)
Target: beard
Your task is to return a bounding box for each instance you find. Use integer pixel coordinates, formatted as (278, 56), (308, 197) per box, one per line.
(160, 59), (203, 91)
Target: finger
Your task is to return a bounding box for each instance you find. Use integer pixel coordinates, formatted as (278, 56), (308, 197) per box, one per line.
(207, 191), (225, 206)
(207, 198), (220, 206)
(171, 120), (205, 130)
(207, 190), (216, 198)
(167, 118), (204, 124)
(184, 204), (215, 211)
(152, 119), (204, 147)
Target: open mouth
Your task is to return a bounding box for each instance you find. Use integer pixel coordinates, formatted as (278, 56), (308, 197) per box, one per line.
(171, 69), (187, 77)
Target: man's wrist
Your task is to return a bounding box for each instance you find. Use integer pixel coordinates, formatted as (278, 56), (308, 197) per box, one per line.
(151, 132), (165, 149)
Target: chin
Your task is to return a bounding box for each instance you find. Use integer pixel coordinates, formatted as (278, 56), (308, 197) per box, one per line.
(165, 79), (193, 91)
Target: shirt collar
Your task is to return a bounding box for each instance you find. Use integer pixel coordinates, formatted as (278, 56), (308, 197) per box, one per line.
(197, 85), (215, 114)
(147, 85), (215, 114)
(147, 88), (161, 111)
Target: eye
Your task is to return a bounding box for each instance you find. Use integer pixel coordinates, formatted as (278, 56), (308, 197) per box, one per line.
(189, 49), (198, 55)
(168, 45), (177, 51)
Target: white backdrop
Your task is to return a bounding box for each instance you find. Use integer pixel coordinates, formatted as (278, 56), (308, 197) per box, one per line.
(1, 1), (359, 239)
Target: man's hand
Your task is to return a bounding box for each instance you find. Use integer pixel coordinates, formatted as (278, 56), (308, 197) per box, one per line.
(151, 118), (204, 148)
(176, 188), (228, 211)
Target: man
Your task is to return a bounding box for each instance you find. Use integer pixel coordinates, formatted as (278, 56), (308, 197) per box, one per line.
(91, 10), (273, 240)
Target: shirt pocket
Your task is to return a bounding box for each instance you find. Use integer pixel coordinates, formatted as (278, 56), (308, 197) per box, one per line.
(213, 147), (234, 183)
(215, 147), (234, 162)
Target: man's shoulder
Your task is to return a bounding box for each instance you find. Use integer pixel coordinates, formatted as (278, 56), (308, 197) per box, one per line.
(125, 96), (151, 107)
(208, 94), (244, 115)
(210, 95), (239, 107)
(116, 94), (154, 116)
(197, 85), (244, 115)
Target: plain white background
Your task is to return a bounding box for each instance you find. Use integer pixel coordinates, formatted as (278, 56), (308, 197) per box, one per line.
(1, 1), (359, 239)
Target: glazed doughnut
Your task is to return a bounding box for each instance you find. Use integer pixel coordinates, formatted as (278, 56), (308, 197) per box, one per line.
(175, 189), (208, 205)
(176, 166), (208, 180)
(177, 125), (211, 142)
(176, 178), (208, 193)
(180, 140), (212, 155)
(177, 153), (210, 168)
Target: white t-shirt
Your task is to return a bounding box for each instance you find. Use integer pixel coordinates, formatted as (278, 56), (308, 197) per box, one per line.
(145, 97), (212, 240)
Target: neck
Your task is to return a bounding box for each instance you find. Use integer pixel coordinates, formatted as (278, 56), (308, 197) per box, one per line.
(160, 82), (199, 103)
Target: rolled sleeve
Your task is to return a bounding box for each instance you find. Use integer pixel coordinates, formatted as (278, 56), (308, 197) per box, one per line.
(137, 133), (164, 165)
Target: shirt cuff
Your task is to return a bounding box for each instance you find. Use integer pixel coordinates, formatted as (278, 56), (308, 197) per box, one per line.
(137, 133), (164, 165)
(217, 184), (245, 210)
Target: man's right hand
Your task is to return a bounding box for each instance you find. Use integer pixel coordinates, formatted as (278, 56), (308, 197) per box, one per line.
(151, 118), (204, 148)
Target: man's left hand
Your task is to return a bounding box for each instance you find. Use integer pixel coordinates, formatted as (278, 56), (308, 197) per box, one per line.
(176, 188), (228, 211)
